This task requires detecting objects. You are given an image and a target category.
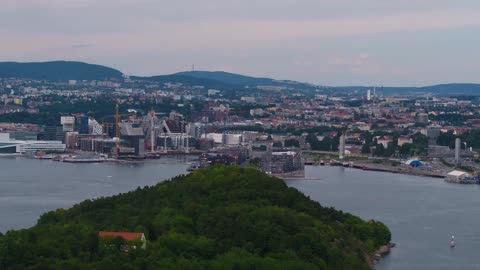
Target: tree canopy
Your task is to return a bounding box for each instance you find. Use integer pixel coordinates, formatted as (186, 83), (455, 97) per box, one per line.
(0, 166), (390, 270)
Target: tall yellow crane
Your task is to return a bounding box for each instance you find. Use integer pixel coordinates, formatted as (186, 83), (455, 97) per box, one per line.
(98, 104), (135, 159)
(115, 103), (120, 159)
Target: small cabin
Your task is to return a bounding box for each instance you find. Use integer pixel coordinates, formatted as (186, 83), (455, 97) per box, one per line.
(99, 231), (147, 250)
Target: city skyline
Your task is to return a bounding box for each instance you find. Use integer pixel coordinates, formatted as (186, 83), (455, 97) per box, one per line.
(1, 0), (480, 86)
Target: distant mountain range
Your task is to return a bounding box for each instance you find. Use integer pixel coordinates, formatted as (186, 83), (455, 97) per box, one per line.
(1, 61), (479, 95)
(337, 84), (480, 95)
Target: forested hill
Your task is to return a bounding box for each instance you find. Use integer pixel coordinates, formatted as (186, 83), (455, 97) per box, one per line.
(131, 74), (235, 90)
(0, 61), (123, 81)
(0, 166), (390, 270)
(176, 70), (318, 90)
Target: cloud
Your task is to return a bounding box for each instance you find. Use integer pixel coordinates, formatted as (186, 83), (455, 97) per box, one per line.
(4, 8), (480, 52)
(1, 2), (480, 85)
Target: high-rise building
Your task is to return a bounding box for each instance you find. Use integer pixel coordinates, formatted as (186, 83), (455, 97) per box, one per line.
(189, 123), (205, 139)
(367, 90), (372, 101)
(38, 126), (64, 141)
(78, 116), (89, 134)
(89, 118), (103, 135)
(61, 116), (75, 132)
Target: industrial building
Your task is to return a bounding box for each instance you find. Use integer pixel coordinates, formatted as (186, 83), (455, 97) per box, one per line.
(261, 151), (304, 175)
(206, 133), (243, 145)
(120, 123), (145, 157)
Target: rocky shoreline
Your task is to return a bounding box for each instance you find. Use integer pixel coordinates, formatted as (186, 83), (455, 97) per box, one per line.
(369, 243), (396, 268)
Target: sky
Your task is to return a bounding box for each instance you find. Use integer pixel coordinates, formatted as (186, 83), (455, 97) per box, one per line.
(1, 0), (480, 86)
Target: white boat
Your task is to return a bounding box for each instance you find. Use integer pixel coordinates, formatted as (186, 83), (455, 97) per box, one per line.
(450, 236), (455, 247)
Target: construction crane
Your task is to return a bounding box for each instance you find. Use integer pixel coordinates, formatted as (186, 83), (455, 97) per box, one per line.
(147, 110), (166, 153)
(115, 104), (120, 158)
(97, 104), (136, 159)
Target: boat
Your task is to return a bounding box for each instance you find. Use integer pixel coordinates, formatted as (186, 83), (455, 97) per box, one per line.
(450, 236), (455, 248)
(187, 163), (201, 172)
(34, 154), (55, 160)
(63, 158), (107, 163)
(33, 150), (54, 159)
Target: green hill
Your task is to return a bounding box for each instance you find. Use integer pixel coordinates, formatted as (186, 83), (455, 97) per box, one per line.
(176, 71), (276, 86)
(176, 71), (318, 90)
(0, 61), (123, 81)
(132, 74), (234, 90)
(0, 166), (390, 270)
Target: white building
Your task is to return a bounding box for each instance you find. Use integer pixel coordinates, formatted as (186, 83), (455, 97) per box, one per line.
(223, 134), (243, 145)
(61, 116), (75, 132)
(445, 170), (472, 182)
(241, 96), (256, 103)
(89, 118), (103, 135)
(0, 133), (66, 154)
(207, 133), (224, 144)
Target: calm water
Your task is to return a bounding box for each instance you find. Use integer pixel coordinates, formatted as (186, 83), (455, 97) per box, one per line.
(0, 157), (190, 232)
(287, 166), (480, 270)
(1, 158), (479, 269)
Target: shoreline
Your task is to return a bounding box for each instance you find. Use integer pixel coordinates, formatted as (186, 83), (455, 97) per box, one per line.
(369, 243), (395, 268)
(2, 154), (448, 180)
(352, 163), (445, 179)
(317, 162), (446, 179)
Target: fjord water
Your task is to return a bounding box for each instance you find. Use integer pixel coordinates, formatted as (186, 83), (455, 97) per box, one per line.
(1, 158), (480, 269)
(287, 166), (480, 270)
(0, 157), (189, 232)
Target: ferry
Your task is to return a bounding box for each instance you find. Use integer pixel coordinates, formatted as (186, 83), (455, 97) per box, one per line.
(33, 154), (55, 160)
(61, 153), (108, 163)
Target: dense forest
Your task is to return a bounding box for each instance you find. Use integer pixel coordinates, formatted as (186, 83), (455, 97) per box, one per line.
(0, 166), (390, 270)
(0, 61), (123, 81)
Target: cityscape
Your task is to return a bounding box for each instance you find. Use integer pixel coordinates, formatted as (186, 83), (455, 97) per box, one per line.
(0, 68), (478, 182)
(2, 1), (480, 270)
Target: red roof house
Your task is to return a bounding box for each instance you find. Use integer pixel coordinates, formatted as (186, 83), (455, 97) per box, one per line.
(99, 231), (147, 249)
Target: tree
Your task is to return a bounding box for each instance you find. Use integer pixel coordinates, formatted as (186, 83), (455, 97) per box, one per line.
(272, 141), (283, 148)
(437, 131), (456, 148)
(361, 144), (371, 154)
(284, 139), (300, 148)
(374, 144), (385, 156)
(0, 166), (391, 270)
(399, 143), (414, 157)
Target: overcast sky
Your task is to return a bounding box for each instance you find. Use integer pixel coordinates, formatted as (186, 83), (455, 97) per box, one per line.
(1, 0), (480, 86)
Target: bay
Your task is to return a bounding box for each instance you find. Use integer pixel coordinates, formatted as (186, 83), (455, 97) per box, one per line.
(1, 157), (479, 269)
